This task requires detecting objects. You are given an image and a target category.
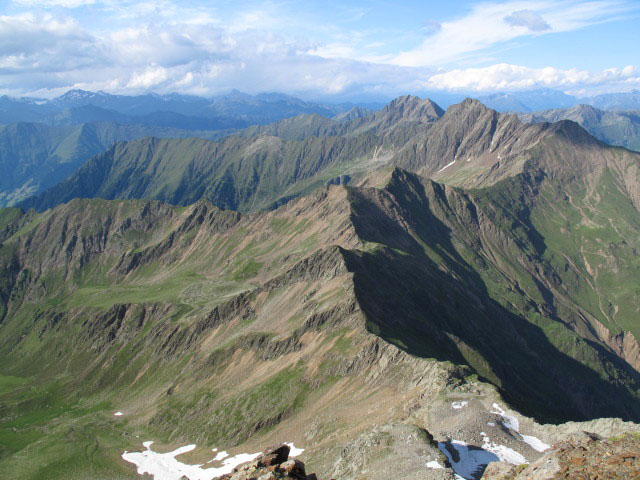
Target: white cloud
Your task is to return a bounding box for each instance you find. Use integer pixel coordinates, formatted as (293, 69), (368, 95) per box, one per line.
(504, 10), (550, 31)
(126, 65), (168, 88)
(13, 0), (95, 7)
(425, 63), (640, 92)
(391, 0), (633, 67)
(0, 1), (637, 99)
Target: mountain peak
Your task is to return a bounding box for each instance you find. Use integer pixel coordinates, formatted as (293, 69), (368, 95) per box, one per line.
(58, 89), (97, 100)
(441, 97), (496, 121)
(382, 95), (444, 123)
(459, 97), (491, 109)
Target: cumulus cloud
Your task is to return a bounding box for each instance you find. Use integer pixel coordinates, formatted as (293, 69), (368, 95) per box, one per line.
(0, 0), (637, 98)
(425, 63), (640, 92)
(504, 10), (550, 31)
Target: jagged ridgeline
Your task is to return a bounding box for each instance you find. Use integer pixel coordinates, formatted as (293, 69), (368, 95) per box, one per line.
(1, 97), (640, 479)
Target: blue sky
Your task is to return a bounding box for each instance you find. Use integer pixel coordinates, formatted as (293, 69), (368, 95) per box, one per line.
(0, 0), (638, 98)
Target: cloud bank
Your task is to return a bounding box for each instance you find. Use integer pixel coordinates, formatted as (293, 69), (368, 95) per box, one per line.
(0, 0), (638, 98)
(425, 64), (640, 94)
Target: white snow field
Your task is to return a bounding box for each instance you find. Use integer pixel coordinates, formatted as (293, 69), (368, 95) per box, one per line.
(122, 441), (304, 480)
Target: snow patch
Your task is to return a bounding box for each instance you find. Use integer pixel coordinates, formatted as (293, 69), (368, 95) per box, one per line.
(123, 442), (304, 479)
(481, 432), (527, 465)
(426, 460), (444, 469)
(437, 159), (456, 173)
(491, 403), (549, 452)
(491, 403), (519, 431)
(286, 443), (304, 457)
(452, 401), (469, 409)
(207, 451), (228, 463)
(438, 440), (499, 480)
(125, 441), (320, 480)
(521, 434), (550, 453)
(114, 411), (124, 416)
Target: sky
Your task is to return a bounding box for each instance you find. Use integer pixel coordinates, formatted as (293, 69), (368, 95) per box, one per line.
(0, 0), (639, 99)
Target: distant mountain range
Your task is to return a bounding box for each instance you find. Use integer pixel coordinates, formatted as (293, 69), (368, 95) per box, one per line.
(16, 96), (639, 214)
(519, 104), (640, 152)
(0, 122), (234, 207)
(2, 87), (640, 130)
(0, 90), (381, 207)
(0, 89), (375, 130)
(474, 88), (640, 113)
(2, 89), (640, 212)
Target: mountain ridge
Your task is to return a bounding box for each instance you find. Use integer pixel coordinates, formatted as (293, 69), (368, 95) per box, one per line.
(20, 96), (637, 214)
(520, 104), (640, 152)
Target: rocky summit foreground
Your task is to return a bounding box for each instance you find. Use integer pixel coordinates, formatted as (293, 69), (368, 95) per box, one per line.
(1, 97), (640, 479)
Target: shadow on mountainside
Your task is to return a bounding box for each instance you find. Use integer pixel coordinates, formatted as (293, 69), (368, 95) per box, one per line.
(342, 170), (640, 424)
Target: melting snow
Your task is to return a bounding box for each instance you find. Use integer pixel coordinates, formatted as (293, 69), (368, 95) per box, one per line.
(438, 440), (499, 480)
(122, 441), (305, 480)
(114, 411), (124, 416)
(491, 403), (549, 452)
(437, 159), (456, 173)
(286, 442), (304, 457)
(481, 432), (527, 465)
(491, 403), (519, 431)
(438, 432), (529, 480)
(426, 460), (444, 469)
(521, 434), (550, 452)
(452, 401), (469, 409)
(207, 451), (228, 463)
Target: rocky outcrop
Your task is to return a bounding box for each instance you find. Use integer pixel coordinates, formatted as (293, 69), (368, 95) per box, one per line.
(592, 319), (640, 373)
(482, 432), (640, 479)
(216, 444), (320, 480)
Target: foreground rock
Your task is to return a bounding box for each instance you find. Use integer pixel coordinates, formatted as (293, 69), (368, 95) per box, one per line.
(482, 432), (640, 479)
(216, 444), (321, 480)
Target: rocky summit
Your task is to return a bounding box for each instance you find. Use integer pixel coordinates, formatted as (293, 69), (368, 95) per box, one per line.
(217, 444), (320, 480)
(1, 96), (640, 480)
(482, 432), (640, 479)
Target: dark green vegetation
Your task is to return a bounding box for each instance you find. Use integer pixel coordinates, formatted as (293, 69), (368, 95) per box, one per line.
(1, 96), (640, 479)
(520, 104), (640, 152)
